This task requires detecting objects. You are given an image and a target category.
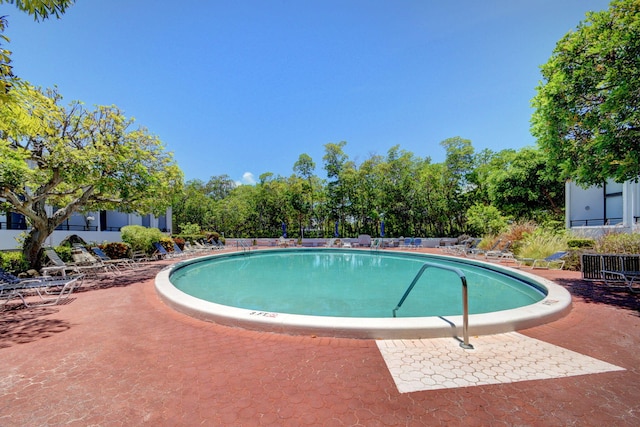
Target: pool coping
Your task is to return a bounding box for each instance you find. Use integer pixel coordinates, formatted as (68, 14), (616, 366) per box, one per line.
(154, 249), (572, 339)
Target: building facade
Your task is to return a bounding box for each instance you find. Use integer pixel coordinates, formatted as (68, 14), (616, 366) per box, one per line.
(0, 208), (172, 251)
(566, 179), (639, 237)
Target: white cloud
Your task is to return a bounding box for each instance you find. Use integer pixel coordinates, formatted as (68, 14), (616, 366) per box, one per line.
(236, 172), (256, 186)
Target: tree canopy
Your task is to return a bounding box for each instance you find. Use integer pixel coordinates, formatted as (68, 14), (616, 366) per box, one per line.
(0, 84), (183, 267)
(173, 140), (564, 240)
(531, 0), (640, 186)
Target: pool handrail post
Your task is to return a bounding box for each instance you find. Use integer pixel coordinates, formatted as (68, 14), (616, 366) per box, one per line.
(392, 262), (474, 350)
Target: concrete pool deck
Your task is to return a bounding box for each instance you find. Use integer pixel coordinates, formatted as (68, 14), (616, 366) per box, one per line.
(1, 247), (639, 425)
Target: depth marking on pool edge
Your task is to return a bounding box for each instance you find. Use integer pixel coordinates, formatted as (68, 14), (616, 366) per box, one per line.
(249, 311), (279, 318)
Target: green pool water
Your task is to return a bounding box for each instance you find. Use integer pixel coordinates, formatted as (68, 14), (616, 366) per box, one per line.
(169, 249), (545, 318)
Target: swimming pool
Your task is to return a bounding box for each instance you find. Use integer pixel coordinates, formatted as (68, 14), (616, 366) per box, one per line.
(155, 249), (572, 339)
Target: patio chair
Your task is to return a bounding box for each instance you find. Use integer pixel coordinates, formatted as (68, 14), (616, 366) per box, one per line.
(600, 255), (640, 293)
(152, 242), (173, 259)
(71, 246), (119, 276)
(1, 268), (84, 308)
(91, 247), (136, 269)
(413, 238), (422, 248)
(484, 241), (513, 260)
(41, 248), (83, 277)
(530, 251), (568, 270)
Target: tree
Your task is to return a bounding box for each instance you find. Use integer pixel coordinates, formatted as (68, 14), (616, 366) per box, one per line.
(0, 85), (183, 268)
(484, 147), (564, 221)
(531, 0), (640, 186)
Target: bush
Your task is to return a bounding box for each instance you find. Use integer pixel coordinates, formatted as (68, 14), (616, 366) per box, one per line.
(516, 227), (567, 260)
(465, 204), (509, 236)
(102, 242), (131, 259)
(0, 251), (29, 275)
(179, 222), (201, 235)
(173, 236), (185, 250)
(159, 237), (175, 252)
(593, 232), (640, 254)
(121, 225), (166, 254)
(567, 238), (595, 249)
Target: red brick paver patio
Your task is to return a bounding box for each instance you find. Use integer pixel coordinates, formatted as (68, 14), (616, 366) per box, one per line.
(1, 250), (639, 426)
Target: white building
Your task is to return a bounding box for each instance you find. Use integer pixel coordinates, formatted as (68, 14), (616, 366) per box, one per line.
(0, 208), (172, 251)
(566, 179), (639, 237)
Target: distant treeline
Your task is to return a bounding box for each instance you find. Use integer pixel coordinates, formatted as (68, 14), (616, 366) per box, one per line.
(172, 137), (564, 238)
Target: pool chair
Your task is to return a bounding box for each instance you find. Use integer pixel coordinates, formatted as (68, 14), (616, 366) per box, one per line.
(41, 248), (83, 277)
(413, 238), (422, 248)
(1, 268), (84, 308)
(152, 242), (174, 259)
(324, 238), (336, 247)
(400, 238), (413, 248)
(600, 255), (640, 293)
(171, 243), (195, 258)
(71, 246), (119, 276)
(520, 251), (568, 270)
(484, 241), (513, 260)
(91, 247), (137, 269)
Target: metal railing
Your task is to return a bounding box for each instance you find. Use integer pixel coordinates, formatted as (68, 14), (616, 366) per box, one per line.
(236, 239), (251, 252)
(392, 262), (473, 349)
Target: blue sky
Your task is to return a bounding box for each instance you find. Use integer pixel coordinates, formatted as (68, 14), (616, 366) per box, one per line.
(4, 0), (610, 184)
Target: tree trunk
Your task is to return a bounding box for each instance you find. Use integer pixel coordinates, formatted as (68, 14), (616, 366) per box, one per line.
(22, 226), (53, 270)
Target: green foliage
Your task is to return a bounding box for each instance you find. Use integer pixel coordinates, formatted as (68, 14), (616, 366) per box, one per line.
(0, 83), (183, 268)
(102, 242), (131, 259)
(531, 0), (640, 185)
(465, 204), (509, 236)
(158, 237), (174, 252)
(516, 228), (568, 260)
(179, 222), (201, 235)
(0, 250), (29, 274)
(53, 245), (72, 263)
(0, 0), (76, 21)
(593, 233), (640, 254)
(567, 238), (595, 249)
(121, 225), (166, 254)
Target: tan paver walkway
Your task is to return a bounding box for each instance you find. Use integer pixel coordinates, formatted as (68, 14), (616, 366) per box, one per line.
(1, 248), (639, 426)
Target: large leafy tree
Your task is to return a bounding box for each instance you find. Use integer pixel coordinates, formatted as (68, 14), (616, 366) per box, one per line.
(0, 85), (183, 267)
(531, 0), (640, 185)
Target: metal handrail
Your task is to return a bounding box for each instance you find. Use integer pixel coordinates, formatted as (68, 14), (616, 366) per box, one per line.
(237, 239), (251, 252)
(392, 262), (473, 349)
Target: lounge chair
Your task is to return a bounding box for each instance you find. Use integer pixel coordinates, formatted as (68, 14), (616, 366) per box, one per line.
(324, 238), (336, 248)
(600, 255), (640, 293)
(400, 238), (413, 248)
(370, 238), (382, 250)
(152, 242), (174, 259)
(484, 241), (514, 260)
(91, 247), (137, 269)
(530, 251), (568, 269)
(1, 268), (84, 308)
(71, 246), (119, 276)
(41, 248), (83, 277)
(413, 238), (422, 248)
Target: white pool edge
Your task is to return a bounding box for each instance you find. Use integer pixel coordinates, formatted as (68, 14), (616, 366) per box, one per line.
(154, 251), (572, 339)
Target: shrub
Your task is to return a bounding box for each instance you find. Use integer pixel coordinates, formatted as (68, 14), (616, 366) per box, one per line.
(159, 237), (175, 252)
(173, 236), (185, 250)
(567, 238), (595, 249)
(465, 204), (509, 236)
(102, 242), (131, 259)
(0, 251), (29, 275)
(516, 227), (567, 260)
(179, 222), (201, 235)
(121, 225), (166, 254)
(593, 232), (640, 254)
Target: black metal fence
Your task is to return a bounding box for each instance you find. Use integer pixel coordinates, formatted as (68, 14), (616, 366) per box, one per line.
(581, 253), (640, 281)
